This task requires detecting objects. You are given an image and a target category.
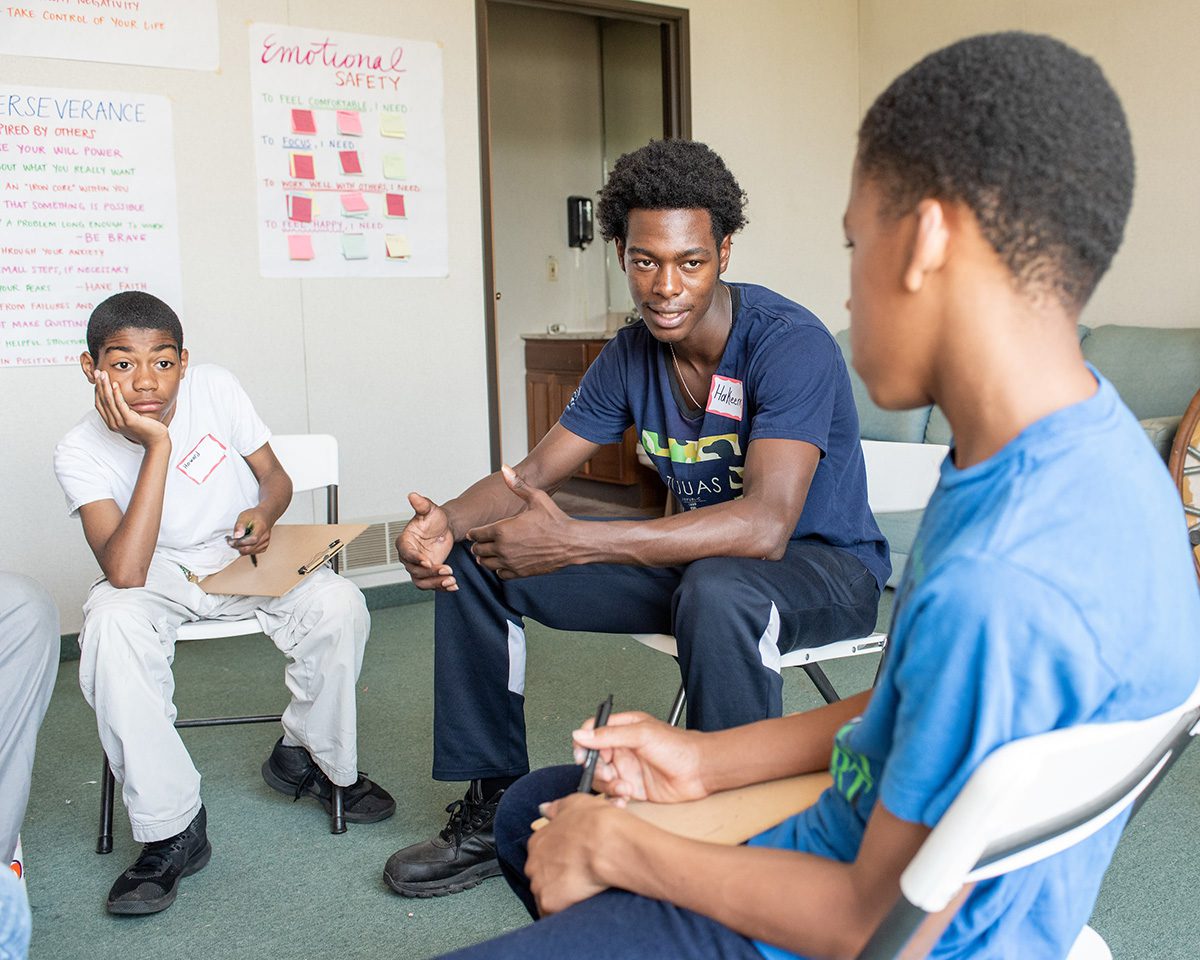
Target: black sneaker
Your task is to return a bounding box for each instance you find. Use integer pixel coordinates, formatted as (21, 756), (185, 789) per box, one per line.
(261, 737), (396, 823)
(383, 781), (503, 897)
(106, 805), (211, 915)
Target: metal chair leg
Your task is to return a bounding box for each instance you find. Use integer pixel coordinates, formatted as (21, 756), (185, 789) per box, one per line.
(667, 684), (687, 727)
(97, 754), (115, 855)
(331, 784), (346, 834)
(802, 663), (841, 704)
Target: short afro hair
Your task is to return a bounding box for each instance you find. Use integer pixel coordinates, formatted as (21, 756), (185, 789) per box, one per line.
(597, 139), (748, 247)
(87, 291), (184, 359)
(857, 31), (1134, 311)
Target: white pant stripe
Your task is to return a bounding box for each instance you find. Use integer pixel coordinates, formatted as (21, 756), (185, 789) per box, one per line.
(757, 602), (782, 675)
(506, 620), (527, 696)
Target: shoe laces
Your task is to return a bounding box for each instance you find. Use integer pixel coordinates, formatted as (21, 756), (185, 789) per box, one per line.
(130, 834), (191, 877)
(439, 794), (493, 845)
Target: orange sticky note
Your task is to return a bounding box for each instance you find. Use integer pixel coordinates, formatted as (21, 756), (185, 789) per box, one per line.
(289, 153), (315, 179)
(287, 234), (314, 260)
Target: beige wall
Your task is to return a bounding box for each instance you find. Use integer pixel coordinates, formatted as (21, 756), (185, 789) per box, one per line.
(859, 0), (1200, 329)
(489, 4), (610, 466)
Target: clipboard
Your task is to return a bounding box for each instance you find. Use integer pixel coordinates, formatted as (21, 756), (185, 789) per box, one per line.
(530, 771), (832, 846)
(624, 772), (832, 845)
(198, 523), (368, 598)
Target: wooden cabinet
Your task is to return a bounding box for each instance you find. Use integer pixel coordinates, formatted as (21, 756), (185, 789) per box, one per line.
(524, 336), (641, 485)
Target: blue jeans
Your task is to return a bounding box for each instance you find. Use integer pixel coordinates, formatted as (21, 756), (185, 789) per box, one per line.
(435, 765), (764, 960)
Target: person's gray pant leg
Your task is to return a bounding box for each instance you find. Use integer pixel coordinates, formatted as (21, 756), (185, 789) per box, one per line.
(0, 573), (59, 863)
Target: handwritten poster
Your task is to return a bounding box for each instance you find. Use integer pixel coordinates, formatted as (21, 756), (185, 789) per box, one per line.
(0, 84), (182, 367)
(0, 1), (218, 71)
(249, 23), (448, 278)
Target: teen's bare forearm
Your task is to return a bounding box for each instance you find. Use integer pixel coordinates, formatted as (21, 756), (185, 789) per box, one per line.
(92, 439), (171, 588)
(254, 465), (292, 527)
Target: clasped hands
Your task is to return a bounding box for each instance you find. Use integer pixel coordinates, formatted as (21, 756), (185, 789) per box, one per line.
(397, 465), (583, 590)
(526, 711), (709, 916)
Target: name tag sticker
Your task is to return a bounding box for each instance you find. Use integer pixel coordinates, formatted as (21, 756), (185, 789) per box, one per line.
(706, 375), (744, 421)
(177, 434), (228, 485)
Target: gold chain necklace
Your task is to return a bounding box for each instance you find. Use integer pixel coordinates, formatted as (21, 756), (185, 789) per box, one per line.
(669, 343), (703, 409)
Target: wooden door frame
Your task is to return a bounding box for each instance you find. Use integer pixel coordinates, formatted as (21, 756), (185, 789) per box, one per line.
(476, 0), (692, 470)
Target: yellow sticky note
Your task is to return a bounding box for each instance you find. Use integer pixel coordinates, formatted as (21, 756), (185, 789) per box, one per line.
(385, 235), (411, 260)
(383, 154), (406, 180)
(380, 112), (407, 138)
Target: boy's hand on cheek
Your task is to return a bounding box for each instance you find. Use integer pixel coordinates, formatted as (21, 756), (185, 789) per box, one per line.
(230, 508), (272, 555)
(94, 371), (170, 448)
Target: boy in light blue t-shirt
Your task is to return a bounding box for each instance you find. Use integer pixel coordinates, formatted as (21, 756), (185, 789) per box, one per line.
(434, 31), (1200, 960)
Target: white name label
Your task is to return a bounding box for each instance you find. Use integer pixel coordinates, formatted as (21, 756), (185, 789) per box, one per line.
(706, 375), (744, 421)
(177, 433), (228, 485)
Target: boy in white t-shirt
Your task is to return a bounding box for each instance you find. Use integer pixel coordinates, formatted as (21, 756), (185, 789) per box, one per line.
(54, 292), (395, 916)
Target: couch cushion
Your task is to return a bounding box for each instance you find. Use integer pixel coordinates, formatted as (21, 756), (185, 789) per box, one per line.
(834, 330), (932, 443)
(1141, 415), (1182, 462)
(1082, 325), (1200, 420)
(875, 509), (924, 587)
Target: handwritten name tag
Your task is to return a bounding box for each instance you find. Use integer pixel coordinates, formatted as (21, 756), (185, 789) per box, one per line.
(706, 375), (744, 421)
(177, 433), (227, 485)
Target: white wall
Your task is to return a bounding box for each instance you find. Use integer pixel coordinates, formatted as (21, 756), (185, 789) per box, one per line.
(1, 0), (490, 631)
(488, 4), (609, 466)
(858, 0), (1200, 329)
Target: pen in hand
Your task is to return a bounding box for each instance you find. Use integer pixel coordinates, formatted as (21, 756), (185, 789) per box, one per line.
(577, 694), (613, 794)
(228, 521), (258, 567)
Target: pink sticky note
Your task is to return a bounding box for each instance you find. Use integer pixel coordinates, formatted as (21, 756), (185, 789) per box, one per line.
(339, 150), (362, 175)
(340, 191), (368, 214)
(290, 109), (316, 135)
(337, 110), (362, 136)
(289, 153), (315, 179)
(287, 234), (314, 261)
(288, 195), (312, 223)
(385, 193), (406, 218)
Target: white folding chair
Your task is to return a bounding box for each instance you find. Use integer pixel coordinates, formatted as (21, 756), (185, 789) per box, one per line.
(855, 679), (1200, 960)
(635, 440), (948, 722)
(96, 434), (348, 853)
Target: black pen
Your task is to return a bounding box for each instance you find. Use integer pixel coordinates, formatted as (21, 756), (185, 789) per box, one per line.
(577, 694), (613, 794)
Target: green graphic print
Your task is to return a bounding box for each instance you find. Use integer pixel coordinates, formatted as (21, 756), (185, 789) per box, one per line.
(830, 718), (875, 804)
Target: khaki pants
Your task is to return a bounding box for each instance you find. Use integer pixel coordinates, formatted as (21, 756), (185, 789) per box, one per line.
(78, 555), (368, 842)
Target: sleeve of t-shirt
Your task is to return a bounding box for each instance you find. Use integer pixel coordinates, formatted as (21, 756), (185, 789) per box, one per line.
(212, 367), (272, 456)
(878, 556), (1114, 828)
(746, 324), (841, 455)
(557, 336), (633, 446)
(54, 434), (112, 518)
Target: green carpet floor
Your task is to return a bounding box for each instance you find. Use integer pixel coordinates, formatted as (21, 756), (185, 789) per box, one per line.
(20, 595), (1200, 959)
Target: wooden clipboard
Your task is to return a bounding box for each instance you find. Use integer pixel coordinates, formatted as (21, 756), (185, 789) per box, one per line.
(198, 523), (368, 598)
(532, 771), (831, 846)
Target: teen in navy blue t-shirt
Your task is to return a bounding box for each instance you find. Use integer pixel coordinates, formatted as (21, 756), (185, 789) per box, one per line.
(383, 140), (886, 899)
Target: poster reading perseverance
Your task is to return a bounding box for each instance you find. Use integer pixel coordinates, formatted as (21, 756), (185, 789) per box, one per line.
(249, 23), (448, 279)
(0, 84), (182, 367)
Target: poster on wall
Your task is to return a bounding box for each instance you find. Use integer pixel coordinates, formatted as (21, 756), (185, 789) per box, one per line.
(248, 22), (448, 279)
(0, 1), (218, 71)
(0, 84), (183, 367)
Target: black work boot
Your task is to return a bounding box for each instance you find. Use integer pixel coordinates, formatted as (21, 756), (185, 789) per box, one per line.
(383, 781), (504, 897)
(107, 805), (211, 915)
(262, 737), (396, 823)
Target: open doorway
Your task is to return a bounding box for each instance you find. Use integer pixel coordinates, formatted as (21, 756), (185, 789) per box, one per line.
(476, 0), (691, 509)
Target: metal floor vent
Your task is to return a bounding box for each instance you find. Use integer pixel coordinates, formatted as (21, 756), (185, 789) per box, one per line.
(340, 516), (410, 572)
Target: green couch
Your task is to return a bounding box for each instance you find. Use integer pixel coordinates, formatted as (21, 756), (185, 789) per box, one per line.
(836, 324), (1200, 585)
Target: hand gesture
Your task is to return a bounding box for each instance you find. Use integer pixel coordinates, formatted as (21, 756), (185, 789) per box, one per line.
(467, 465), (578, 579)
(397, 492), (457, 590)
(572, 711), (709, 804)
(526, 792), (621, 915)
(228, 508), (272, 557)
(94, 370), (169, 449)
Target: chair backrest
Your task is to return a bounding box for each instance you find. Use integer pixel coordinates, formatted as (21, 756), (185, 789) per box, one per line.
(861, 439), (947, 515)
(270, 434), (339, 495)
(857, 679), (1200, 959)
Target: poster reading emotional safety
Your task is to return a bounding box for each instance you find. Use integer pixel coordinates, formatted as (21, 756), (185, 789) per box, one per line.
(249, 23), (449, 278)
(0, 85), (183, 366)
